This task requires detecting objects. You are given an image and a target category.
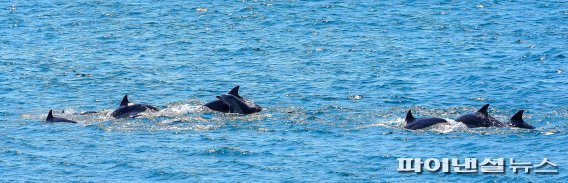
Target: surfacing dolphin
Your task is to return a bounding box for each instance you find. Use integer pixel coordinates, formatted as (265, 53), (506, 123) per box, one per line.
(204, 86), (241, 113)
(507, 110), (535, 129)
(111, 95), (159, 119)
(216, 94), (261, 115)
(455, 104), (505, 128)
(46, 110), (77, 123)
(404, 109), (447, 130)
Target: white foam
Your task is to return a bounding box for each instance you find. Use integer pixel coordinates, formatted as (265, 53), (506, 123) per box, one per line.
(156, 104), (203, 117)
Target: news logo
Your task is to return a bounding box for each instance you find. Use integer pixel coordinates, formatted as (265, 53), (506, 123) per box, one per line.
(397, 158), (558, 174)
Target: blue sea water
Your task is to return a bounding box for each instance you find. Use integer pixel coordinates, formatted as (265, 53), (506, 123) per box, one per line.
(1, 0), (567, 182)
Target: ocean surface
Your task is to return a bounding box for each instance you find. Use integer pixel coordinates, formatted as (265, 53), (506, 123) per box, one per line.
(1, 0), (567, 182)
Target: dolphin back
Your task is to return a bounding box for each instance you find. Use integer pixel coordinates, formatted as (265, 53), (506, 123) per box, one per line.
(45, 110), (77, 123)
(204, 100), (230, 113)
(204, 86), (242, 113)
(111, 104), (158, 119)
(509, 110), (535, 129)
(455, 104), (505, 128)
(405, 117), (447, 130)
(217, 94), (261, 115)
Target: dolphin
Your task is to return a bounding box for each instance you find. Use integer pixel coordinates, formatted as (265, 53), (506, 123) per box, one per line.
(204, 86), (241, 113)
(404, 109), (447, 130)
(507, 110), (535, 129)
(455, 104), (505, 128)
(110, 95), (159, 119)
(215, 94), (261, 114)
(45, 110), (77, 123)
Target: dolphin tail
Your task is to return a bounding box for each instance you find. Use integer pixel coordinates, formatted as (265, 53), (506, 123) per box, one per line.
(228, 86), (241, 98)
(478, 104), (490, 116)
(120, 95), (129, 107)
(406, 110), (415, 123)
(47, 110), (54, 121)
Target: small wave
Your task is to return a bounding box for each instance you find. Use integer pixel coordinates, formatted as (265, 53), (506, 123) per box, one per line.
(146, 169), (197, 181)
(329, 171), (358, 177)
(155, 104), (203, 117)
(204, 147), (254, 157)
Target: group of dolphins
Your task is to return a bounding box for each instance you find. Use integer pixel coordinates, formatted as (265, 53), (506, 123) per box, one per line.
(46, 86), (261, 123)
(405, 104), (535, 130)
(45, 86), (536, 130)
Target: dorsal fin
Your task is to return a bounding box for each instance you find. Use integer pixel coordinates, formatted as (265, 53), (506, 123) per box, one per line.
(120, 95), (129, 107)
(47, 110), (54, 120)
(511, 110), (524, 121)
(228, 86), (241, 98)
(510, 110), (534, 129)
(406, 109), (415, 123)
(478, 104), (490, 116)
